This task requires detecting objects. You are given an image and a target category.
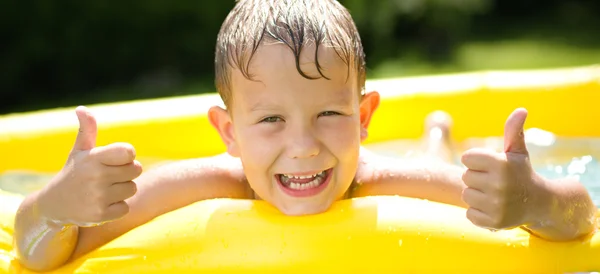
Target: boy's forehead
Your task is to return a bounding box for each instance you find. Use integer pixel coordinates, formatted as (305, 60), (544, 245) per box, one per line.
(231, 43), (356, 91)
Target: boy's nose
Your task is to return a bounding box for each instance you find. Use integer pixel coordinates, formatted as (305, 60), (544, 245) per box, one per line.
(286, 126), (320, 159)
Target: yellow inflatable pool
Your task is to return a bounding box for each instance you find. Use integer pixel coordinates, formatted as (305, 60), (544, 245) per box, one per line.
(1, 66), (600, 273)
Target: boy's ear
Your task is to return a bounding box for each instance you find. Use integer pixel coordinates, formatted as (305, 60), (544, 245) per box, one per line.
(208, 106), (240, 157)
(359, 91), (380, 141)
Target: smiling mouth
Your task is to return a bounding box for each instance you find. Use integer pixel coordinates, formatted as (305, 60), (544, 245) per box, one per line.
(275, 169), (333, 197)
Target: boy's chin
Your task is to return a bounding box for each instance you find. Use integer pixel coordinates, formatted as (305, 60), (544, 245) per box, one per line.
(275, 200), (335, 216)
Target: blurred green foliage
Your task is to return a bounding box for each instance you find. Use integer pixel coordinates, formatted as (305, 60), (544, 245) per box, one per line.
(1, 0), (599, 114)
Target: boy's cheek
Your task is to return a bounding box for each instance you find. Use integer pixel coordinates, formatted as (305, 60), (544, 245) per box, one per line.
(325, 120), (362, 148)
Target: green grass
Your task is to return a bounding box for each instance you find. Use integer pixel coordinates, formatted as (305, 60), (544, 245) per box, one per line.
(368, 39), (600, 79)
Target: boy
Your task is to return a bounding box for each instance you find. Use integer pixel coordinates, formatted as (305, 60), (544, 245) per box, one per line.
(13, 0), (597, 271)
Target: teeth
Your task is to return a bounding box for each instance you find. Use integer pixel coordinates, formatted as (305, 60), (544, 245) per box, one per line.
(279, 170), (327, 190)
(283, 171), (325, 180)
(288, 176), (324, 190)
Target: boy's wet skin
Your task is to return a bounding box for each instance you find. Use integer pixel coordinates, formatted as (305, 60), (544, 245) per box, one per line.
(209, 43), (374, 216)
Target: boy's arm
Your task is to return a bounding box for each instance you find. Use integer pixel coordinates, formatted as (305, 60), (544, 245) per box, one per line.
(72, 155), (252, 258)
(350, 149), (468, 208)
(353, 109), (597, 242)
(521, 175), (597, 241)
(350, 150), (597, 241)
(14, 154), (251, 271)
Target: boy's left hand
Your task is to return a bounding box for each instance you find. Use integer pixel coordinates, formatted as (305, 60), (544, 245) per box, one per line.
(460, 108), (543, 230)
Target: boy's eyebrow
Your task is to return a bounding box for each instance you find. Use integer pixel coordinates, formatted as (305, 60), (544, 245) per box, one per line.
(249, 102), (276, 112)
(325, 88), (355, 106)
(248, 98), (283, 112)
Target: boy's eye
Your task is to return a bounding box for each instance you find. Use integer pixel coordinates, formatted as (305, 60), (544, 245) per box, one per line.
(260, 116), (283, 123)
(319, 111), (341, 117)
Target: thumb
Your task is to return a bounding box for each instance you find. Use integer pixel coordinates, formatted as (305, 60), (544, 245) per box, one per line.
(503, 107), (528, 155)
(73, 106), (98, 151)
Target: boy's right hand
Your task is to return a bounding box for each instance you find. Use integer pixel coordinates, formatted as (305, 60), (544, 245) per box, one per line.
(38, 106), (142, 227)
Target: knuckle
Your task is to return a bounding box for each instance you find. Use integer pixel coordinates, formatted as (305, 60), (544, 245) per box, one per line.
(465, 208), (475, 221)
(461, 188), (473, 204)
(112, 202), (130, 218)
(460, 151), (476, 164)
(120, 203), (131, 215)
(126, 162), (143, 179)
(460, 152), (470, 163)
(461, 170), (469, 182)
(129, 182), (138, 196)
(118, 182), (137, 199)
(466, 208), (481, 225)
(133, 161), (143, 176)
(116, 142), (136, 161)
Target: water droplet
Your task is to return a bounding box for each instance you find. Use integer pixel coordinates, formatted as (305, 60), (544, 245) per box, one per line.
(461, 233), (465, 239)
(398, 239), (403, 246)
(506, 242), (511, 247)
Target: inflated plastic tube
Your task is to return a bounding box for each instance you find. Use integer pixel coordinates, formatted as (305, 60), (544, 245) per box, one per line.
(0, 191), (598, 273)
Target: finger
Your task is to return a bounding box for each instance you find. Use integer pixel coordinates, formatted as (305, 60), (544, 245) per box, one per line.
(461, 169), (490, 191)
(100, 161), (143, 184)
(466, 207), (495, 229)
(462, 187), (492, 213)
(103, 201), (131, 221)
(91, 142), (137, 166)
(503, 108), (529, 155)
(460, 148), (498, 171)
(73, 106), (98, 151)
(106, 181), (138, 205)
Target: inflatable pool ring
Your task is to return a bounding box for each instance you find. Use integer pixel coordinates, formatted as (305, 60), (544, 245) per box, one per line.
(0, 190), (599, 273)
(1, 66), (600, 273)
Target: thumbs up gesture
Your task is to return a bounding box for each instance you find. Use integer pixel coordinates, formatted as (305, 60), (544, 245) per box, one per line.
(39, 106), (142, 227)
(460, 108), (543, 230)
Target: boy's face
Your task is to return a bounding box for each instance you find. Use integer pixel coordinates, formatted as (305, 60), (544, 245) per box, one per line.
(210, 44), (379, 215)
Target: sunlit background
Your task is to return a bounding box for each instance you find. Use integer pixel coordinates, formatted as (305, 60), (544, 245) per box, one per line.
(1, 3), (600, 272)
(1, 0), (599, 115)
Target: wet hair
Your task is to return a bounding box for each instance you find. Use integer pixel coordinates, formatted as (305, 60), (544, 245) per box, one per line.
(214, 0), (366, 107)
